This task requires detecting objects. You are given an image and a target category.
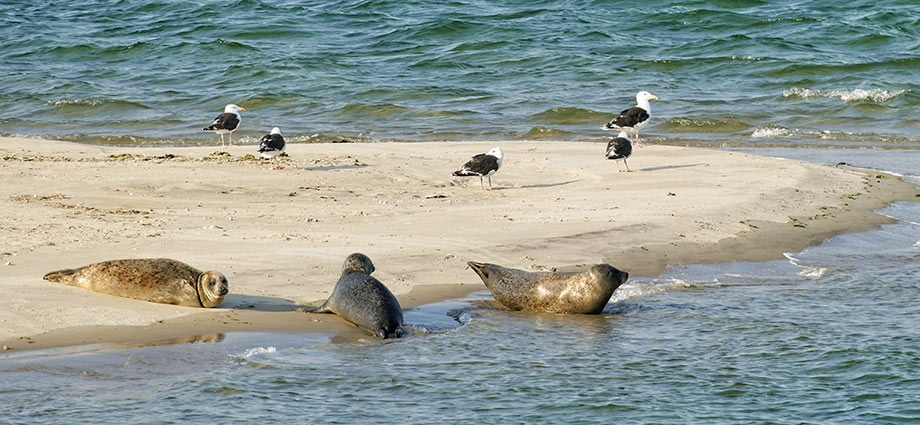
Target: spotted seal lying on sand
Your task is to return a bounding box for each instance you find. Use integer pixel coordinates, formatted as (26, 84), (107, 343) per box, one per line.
(43, 258), (228, 308)
(467, 261), (628, 314)
(305, 253), (404, 338)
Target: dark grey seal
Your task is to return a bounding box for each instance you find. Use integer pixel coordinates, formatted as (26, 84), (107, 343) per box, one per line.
(467, 261), (628, 314)
(307, 253), (404, 339)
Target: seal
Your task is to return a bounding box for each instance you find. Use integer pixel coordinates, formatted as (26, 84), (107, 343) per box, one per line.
(467, 261), (628, 314)
(306, 253), (404, 339)
(43, 258), (228, 308)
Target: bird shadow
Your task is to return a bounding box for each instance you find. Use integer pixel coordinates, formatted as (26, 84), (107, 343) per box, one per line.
(496, 179), (581, 190)
(305, 164), (372, 171)
(639, 163), (705, 172)
(221, 294), (304, 312)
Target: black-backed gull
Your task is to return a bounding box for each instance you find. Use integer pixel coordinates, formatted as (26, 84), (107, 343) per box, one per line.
(605, 131), (633, 172)
(203, 104), (244, 146)
(258, 127), (286, 168)
(452, 147), (503, 190)
(602, 91), (657, 145)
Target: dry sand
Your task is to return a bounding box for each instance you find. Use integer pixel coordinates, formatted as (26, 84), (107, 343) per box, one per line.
(0, 136), (916, 351)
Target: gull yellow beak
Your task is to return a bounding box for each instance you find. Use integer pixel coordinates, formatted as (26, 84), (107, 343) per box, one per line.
(651, 95), (659, 100)
(240, 107), (246, 111)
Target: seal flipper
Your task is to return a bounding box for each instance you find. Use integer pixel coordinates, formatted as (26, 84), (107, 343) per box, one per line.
(43, 268), (77, 283)
(296, 300), (333, 314)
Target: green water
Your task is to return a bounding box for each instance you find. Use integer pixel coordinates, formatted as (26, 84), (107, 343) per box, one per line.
(1, 0), (917, 146)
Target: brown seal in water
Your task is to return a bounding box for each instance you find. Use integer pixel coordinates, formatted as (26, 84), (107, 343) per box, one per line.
(305, 253), (404, 339)
(467, 261), (628, 314)
(43, 258), (228, 308)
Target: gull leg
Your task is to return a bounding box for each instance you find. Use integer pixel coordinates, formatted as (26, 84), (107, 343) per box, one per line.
(488, 175), (493, 190)
(228, 133), (233, 147)
(219, 133), (225, 146)
(480, 176), (485, 190)
(624, 158), (633, 172)
(633, 133), (643, 147)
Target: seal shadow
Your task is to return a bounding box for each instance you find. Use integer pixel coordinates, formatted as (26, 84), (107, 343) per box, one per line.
(639, 163), (706, 172)
(222, 294), (302, 312)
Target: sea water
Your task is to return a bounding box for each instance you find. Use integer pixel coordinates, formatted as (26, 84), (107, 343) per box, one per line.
(2, 1), (920, 423)
(0, 0), (917, 147)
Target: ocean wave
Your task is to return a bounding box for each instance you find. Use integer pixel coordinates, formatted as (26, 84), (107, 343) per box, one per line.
(519, 126), (572, 139)
(337, 102), (410, 117)
(240, 346), (277, 358)
(783, 87), (906, 103)
(750, 126), (792, 138)
(610, 277), (723, 303)
(530, 107), (609, 125)
(661, 117), (753, 133)
(758, 16), (823, 23)
(750, 126), (920, 145)
(796, 266), (829, 279)
(49, 98), (150, 109)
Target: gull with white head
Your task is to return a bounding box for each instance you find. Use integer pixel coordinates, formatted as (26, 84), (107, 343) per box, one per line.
(602, 91), (658, 145)
(203, 104), (245, 146)
(452, 147), (504, 190)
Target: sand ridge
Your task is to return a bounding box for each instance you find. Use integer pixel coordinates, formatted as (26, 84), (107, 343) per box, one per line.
(0, 136), (916, 350)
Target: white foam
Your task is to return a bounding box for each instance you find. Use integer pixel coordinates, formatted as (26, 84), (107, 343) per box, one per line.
(796, 266), (828, 279)
(240, 346), (277, 358)
(783, 87), (906, 103)
(751, 126), (792, 138)
(610, 278), (698, 302)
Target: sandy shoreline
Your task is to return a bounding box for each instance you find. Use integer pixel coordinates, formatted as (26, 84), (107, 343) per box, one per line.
(1, 136), (916, 351)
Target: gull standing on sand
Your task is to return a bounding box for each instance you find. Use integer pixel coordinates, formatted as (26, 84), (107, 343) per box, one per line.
(452, 147), (503, 190)
(258, 127), (286, 167)
(605, 131), (633, 172)
(602, 91), (657, 145)
(203, 104), (245, 146)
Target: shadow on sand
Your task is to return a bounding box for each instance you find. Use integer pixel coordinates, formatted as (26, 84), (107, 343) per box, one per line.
(639, 163), (706, 172)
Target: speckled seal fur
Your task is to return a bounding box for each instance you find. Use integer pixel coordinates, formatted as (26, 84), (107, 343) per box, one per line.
(467, 261), (628, 314)
(43, 258), (228, 308)
(309, 253), (404, 339)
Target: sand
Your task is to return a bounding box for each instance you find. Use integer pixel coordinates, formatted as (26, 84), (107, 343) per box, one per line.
(0, 136), (916, 351)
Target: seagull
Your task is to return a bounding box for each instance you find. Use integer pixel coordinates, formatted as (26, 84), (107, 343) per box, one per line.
(258, 127), (286, 168)
(602, 91), (658, 145)
(605, 131), (633, 172)
(203, 104), (245, 146)
(452, 147), (503, 190)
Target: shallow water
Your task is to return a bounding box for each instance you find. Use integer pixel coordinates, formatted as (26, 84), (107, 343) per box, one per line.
(2, 152), (918, 424)
(1, 0), (918, 147)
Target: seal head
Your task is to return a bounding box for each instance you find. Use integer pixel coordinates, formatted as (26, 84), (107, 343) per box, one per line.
(468, 261), (628, 314)
(341, 252), (375, 277)
(197, 271), (229, 308)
